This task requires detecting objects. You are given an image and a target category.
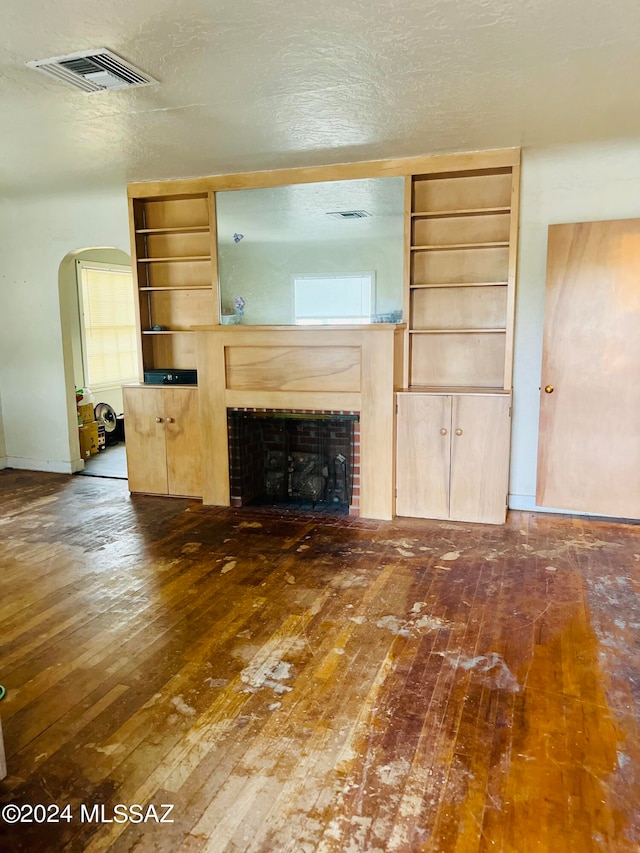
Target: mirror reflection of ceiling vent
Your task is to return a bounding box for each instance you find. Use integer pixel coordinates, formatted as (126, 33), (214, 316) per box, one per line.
(26, 48), (158, 93)
(327, 210), (372, 220)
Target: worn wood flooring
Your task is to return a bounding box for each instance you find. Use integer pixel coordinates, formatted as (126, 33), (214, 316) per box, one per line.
(0, 469), (639, 852)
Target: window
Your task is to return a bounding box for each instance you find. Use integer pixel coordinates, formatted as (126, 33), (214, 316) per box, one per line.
(77, 261), (138, 389)
(293, 272), (375, 325)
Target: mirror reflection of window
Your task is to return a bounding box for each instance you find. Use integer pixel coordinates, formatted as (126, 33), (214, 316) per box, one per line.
(216, 177), (404, 326)
(293, 273), (374, 325)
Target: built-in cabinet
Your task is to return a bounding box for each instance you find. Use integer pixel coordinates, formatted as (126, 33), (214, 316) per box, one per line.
(396, 157), (519, 523)
(396, 392), (511, 524)
(129, 193), (218, 374)
(125, 149), (519, 518)
(123, 386), (201, 498)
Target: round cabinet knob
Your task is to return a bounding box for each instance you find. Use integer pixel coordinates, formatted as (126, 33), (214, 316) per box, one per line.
(544, 385), (554, 394)
(155, 417), (163, 423)
(455, 428), (463, 436)
(165, 417), (175, 424)
(440, 428), (447, 436)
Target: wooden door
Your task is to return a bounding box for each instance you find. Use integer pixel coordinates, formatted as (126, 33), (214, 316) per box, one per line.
(123, 387), (168, 495)
(537, 220), (640, 517)
(449, 394), (511, 524)
(164, 388), (202, 498)
(396, 394), (451, 519)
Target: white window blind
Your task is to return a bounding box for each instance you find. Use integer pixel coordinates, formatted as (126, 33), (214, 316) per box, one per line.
(77, 262), (138, 388)
(293, 273), (375, 324)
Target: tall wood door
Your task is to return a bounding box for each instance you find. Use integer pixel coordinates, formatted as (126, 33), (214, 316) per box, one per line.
(123, 387), (168, 495)
(449, 395), (511, 524)
(537, 219), (640, 518)
(164, 387), (202, 498)
(396, 394), (451, 519)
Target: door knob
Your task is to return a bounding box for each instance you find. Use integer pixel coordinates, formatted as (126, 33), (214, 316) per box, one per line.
(544, 385), (554, 394)
(440, 428), (447, 435)
(455, 428), (463, 436)
(155, 417), (163, 423)
(165, 417), (175, 423)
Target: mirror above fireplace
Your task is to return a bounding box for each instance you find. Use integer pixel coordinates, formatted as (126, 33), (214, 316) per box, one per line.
(215, 177), (405, 326)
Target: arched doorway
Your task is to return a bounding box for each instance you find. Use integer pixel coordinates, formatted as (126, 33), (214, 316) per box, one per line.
(59, 247), (133, 476)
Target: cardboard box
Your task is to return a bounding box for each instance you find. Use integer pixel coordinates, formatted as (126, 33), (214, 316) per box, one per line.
(77, 402), (95, 424)
(79, 422), (99, 458)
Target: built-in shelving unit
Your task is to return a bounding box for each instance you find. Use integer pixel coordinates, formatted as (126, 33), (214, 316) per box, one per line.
(130, 193), (219, 377)
(406, 166), (518, 391)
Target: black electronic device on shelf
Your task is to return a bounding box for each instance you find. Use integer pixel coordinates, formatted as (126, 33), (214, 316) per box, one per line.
(144, 369), (197, 385)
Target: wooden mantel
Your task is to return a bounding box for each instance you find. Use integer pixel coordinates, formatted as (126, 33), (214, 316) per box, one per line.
(196, 324), (405, 520)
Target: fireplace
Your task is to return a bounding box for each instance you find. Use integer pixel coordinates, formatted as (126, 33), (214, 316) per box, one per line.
(227, 409), (360, 514)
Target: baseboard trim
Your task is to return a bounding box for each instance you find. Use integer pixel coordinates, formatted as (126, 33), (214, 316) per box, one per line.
(5, 457), (82, 475)
(0, 457), (6, 470)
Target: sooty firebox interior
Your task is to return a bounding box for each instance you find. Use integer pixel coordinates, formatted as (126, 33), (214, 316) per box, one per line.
(227, 411), (358, 514)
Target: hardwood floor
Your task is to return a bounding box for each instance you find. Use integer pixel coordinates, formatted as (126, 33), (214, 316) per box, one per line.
(0, 469), (638, 852)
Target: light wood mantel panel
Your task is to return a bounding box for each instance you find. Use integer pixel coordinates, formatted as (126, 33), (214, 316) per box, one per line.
(225, 346), (360, 392)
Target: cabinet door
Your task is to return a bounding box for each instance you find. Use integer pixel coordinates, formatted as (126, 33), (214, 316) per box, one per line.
(163, 388), (202, 498)
(396, 394), (451, 519)
(449, 395), (511, 524)
(123, 387), (168, 495)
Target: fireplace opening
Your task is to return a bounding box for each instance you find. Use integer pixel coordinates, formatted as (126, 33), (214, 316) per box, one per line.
(227, 410), (359, 514)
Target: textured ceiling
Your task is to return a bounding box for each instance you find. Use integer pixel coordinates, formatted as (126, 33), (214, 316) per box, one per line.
(2, 0), (640, 196)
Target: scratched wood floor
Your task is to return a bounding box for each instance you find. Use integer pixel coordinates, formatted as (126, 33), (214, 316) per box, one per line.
(0, 470), (639, 852)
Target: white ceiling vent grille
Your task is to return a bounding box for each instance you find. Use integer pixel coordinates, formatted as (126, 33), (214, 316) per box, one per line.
(26, 48), (158, 93)
(327, 210), (372, 220)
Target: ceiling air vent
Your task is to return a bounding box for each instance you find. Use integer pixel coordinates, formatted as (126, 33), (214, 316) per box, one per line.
(327, 210), (372, 220)
(26, 48), (158, 93)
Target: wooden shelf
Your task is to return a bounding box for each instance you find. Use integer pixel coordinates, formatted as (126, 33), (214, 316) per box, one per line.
(411, 242), (509, 252)
(139, 286), (213, 292)
(142, 330), (196, 335)
(403, 385), (511, 395)
(409, 328), (506, 335)
(410, 281), (508, 289)
(136, 225), (209, 235)
(411, 207), (510, 219)
(138, 256), (211, 263)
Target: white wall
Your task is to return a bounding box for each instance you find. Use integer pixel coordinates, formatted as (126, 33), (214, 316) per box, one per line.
(510, 139), (640, 511)
(0, 189), (130, 473)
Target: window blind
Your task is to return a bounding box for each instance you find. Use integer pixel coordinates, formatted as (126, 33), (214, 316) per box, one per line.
(79, 264), (137, 388)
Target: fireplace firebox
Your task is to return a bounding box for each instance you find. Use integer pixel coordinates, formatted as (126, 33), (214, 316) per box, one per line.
(227, 409), (359, 513)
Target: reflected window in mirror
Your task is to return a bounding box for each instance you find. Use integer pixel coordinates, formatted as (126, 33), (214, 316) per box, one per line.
(293, 272), (374, 325)
(216, 177), (405, 326)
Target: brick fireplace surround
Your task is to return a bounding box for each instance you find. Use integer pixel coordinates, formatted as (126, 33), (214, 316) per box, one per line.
(227, 408), (361, 513)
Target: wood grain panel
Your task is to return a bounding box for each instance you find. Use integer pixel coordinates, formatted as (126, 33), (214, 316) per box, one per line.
(145, 259), (213, 288)
(412, 213), (510, 246)
(449, 394), (511, 523)
(123, 386), (168, 495)
(149, 289), (216, 331)
(224, 346), (361, 392)
(537, 219), (640, 518)
(410, 332), (505, 388)
(138, 196), (209, 229)
(412, 170), (512, 212)
(164, 388), (202, 498)
(360, 332), (396, 520)
(411, 246), (509, 286)
(395, 393), (451, 518)
(411, 286), (507, 331)
(144, 231), (211, 259)
(127, 148), (520, 196)
(197, 330), (231, 506)
(150, 333), (197, 370)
